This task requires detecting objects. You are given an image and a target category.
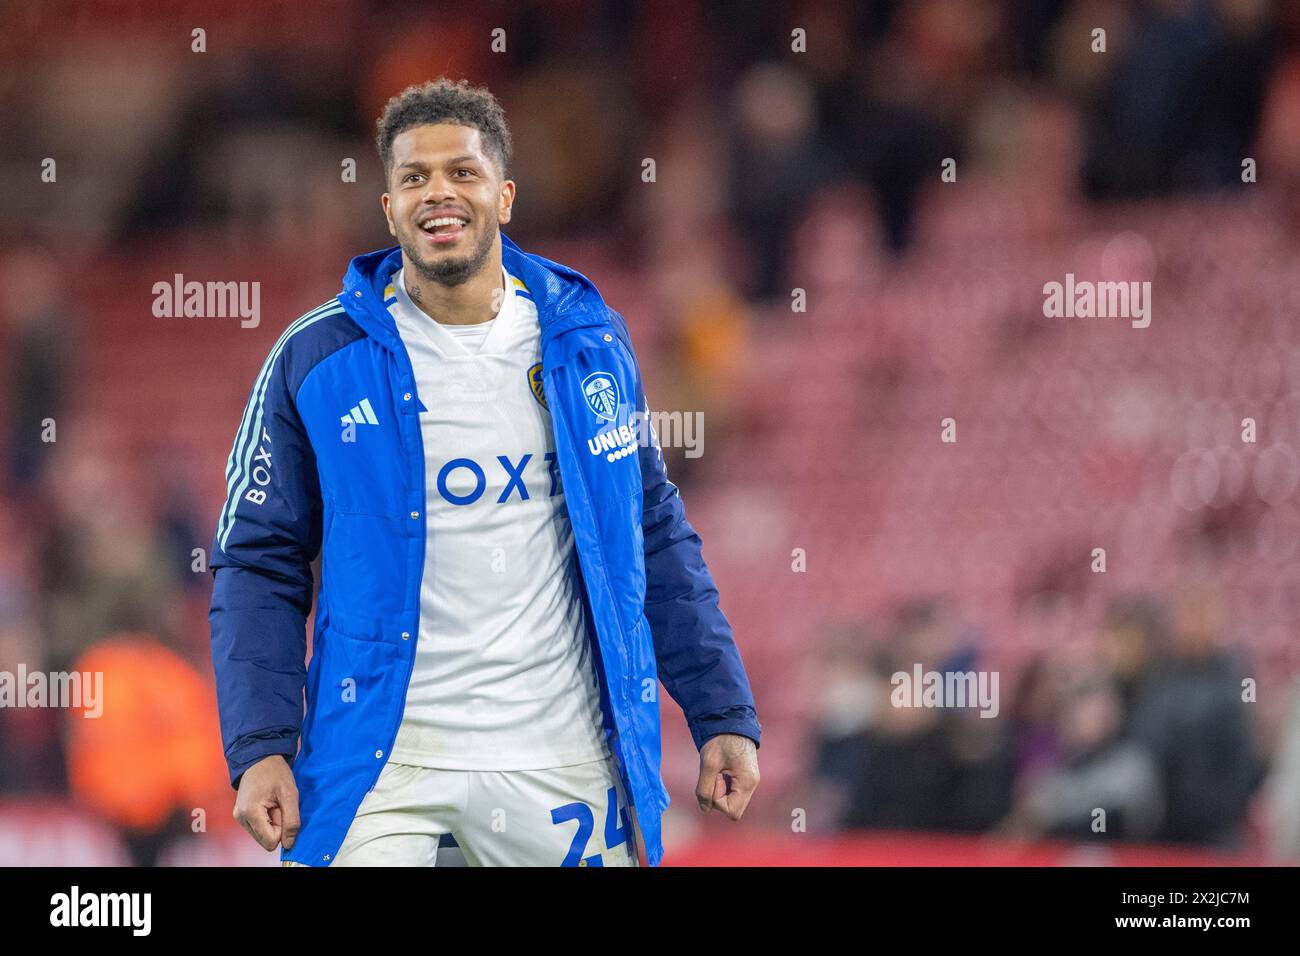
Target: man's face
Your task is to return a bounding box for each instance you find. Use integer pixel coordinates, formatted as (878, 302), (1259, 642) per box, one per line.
(381, 123), (513, 287)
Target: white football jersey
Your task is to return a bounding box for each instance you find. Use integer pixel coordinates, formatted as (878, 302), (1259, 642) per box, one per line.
(384, 263), (611, 770)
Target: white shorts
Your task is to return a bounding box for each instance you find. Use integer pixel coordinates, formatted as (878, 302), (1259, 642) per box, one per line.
(284, 754), (640, 867)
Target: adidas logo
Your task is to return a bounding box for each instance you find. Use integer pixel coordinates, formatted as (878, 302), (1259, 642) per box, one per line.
(341, 397), (379, 426)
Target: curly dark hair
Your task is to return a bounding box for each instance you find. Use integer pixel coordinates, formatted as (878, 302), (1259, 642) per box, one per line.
(374, 77), (513, 184)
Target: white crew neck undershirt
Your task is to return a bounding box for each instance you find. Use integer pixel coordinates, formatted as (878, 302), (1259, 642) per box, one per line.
(392, 264), (513, 357)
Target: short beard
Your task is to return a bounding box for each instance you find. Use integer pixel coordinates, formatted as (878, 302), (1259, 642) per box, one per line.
(399, 220), (496, 288)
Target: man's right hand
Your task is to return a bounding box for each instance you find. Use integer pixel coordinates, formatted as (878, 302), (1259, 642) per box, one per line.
(233, 754), (301, 851)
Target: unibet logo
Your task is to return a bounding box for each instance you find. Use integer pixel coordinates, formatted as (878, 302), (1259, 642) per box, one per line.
(587, 423), (638, 462)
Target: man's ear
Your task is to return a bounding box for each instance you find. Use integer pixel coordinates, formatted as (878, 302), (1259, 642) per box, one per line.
(498, 180), (515, 225)
(381, 193), (397, 238)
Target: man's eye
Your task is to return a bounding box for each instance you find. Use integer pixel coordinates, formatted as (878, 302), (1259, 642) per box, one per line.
(405, 174), (423, 184)
(455, 168), (473, 177)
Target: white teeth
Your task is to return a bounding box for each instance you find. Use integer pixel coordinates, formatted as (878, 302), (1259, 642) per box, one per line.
(421, 217), (467, 231)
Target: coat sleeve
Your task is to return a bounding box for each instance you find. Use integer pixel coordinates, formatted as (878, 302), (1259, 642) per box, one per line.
(609, 309), (762, 752)
(208, 335), (323, 790)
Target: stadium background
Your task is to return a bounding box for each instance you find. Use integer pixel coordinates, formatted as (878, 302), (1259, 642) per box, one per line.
(1, 0), (1299, 866)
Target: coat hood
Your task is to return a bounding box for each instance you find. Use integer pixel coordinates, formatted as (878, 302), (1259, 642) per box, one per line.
(339, 230), (613, 350)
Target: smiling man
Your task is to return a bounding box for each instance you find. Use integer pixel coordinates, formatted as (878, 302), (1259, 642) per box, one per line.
(208, 77), (762, 867)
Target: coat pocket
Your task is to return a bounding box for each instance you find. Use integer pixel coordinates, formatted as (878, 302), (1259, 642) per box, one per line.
(320, 511), (410, 639)
(296, 625), (403, 805)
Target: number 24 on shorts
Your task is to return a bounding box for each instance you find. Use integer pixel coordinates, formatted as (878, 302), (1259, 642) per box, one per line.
(549, 785), (632, 866)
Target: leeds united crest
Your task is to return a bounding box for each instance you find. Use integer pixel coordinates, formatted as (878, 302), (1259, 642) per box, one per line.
(581, 371), (620, 422)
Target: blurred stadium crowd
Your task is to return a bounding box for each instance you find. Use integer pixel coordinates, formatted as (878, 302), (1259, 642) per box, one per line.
(1, 0), (1300, 865)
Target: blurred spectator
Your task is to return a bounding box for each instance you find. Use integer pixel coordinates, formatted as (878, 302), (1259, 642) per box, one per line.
(1256, 48), (1300, 228)
(1080, 0), (1276, 198)
(1, 246), (70, 495)
(946, 704), (1018, 832)
(841, 671), (961, 831)
(837, 599), (1005, 833)
(0, 537), (67, 794)
(64, 632), (229, 867)
(120, 51), (364, 245)
(1000, 677), (1164, 841)
(1097, 594), (1170, 724)
(726, 62), (840, 301)
(40, 437), (179, 672)
(1006, 654), (1063, 782)
(1129, 580), (1262, 847)
(821, 39), (952, 253)
(806, 622), (884, 831)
